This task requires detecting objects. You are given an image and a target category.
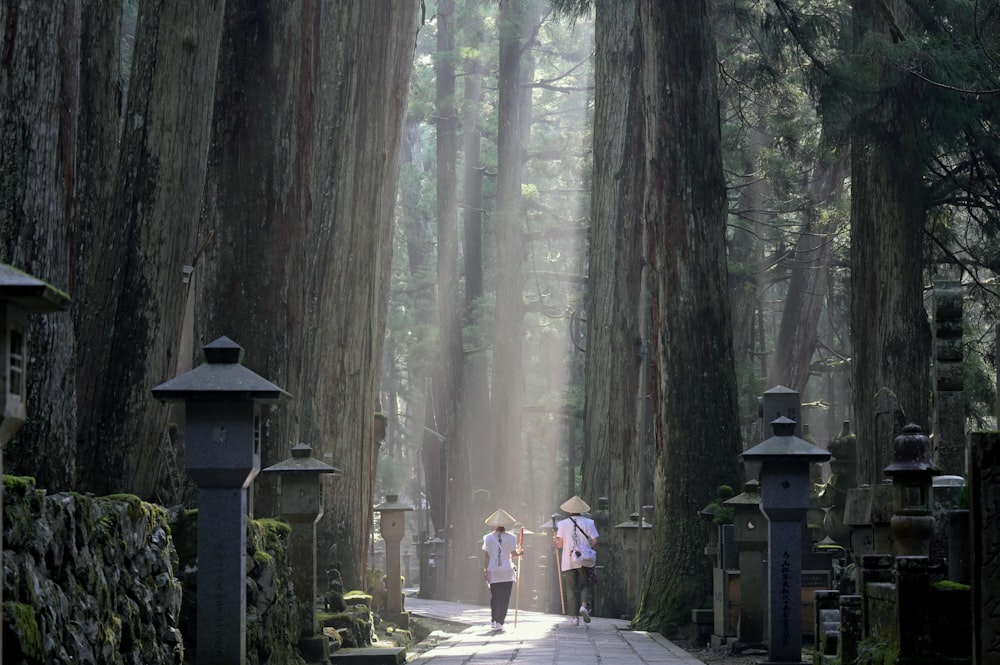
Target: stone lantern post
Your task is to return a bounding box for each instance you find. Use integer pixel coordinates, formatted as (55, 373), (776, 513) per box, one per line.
(263, 443), (339, 660)
(374, 494), (413, 627)
(726, 480), (768, 653)
(0, 264), (70, 657)
(152, 336), (288, 665)
(742, 416), (830, 665)
(612, 512), (652, 615)
(883, 423), (940, 556)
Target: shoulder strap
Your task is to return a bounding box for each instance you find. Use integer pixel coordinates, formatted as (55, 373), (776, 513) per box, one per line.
(569, 517), (589, 540)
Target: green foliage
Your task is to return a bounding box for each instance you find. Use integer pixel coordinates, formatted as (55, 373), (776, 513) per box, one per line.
(856, 638), (899, 665)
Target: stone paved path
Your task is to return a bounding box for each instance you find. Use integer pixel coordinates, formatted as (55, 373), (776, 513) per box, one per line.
(404, 596), (709, 664)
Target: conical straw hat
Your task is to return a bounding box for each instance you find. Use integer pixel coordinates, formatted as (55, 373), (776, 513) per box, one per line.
(560, 495), (590, 514)
(484, 508), (517, 529)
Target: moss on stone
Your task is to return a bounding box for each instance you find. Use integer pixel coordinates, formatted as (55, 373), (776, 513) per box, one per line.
(2, 474), (36, 499)
(8, 602), (43, 661)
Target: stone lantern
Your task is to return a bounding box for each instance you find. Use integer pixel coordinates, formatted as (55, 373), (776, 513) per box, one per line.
(0, 263), (70, 649)
(884, 423), (940, 556)
(0, 264), (70, 446)
(725, 481), (767, 652)
(263, 443), (339, 660)
(152, 336), (288, 665)
(374, 494), (413, 626)
(742, 416), (830, 665)
(613, 512), (652, 615)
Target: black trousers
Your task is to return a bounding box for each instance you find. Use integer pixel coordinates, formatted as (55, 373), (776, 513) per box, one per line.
(489, 581), (514, 624)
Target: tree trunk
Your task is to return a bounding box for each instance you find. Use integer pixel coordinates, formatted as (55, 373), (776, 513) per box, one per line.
(850, 0), (931, 486)
(73, 0), (225, 497)
(768, 148), (848, 393)
(634, 0), (743, 633)
(197, 0), (318, 514)
(304, 0), (419, 588)
(0, 0), (81, 490)
(491, 0), (531, 509)
(581, 0), (645, 620)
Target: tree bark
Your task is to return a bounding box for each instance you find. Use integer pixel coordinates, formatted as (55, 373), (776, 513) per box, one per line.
(850, 0), (931, 486)
(634, 0), (743, 633)
(0, 0), (81, 490)
(304, 0), (419, 587)
(581, 0), (645, 620)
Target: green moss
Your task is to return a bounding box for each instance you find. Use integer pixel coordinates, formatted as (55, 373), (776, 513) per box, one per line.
(255, 517), (292, 537)
(2, 474), (36, 499)
(932, 579), (970, 591)
(8, 602), (42, 661)
(103, 493), (147, 521)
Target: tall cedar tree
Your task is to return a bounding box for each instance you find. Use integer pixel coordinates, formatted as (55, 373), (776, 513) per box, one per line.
(634, 0), (742, 633)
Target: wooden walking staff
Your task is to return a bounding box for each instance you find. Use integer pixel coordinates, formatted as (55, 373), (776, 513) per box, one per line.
(514, 526), (524, 626)
(551, 515), (565, 614)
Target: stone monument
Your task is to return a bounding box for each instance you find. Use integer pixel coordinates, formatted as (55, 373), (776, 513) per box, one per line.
(152, 336), (288, 665)
(742, 416), (830, 665)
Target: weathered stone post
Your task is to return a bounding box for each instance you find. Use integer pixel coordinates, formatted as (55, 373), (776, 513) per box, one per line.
(374, 494), (413, 627)
(969, 430), (1000, 665)
(726, 481), (768, 652)
(263, 443), (339, 661)
(742, 416), (830, 665)
(152, 336), (288, 665)
(884, 424), (939, 557)
(932, 280), (965, 475)
(0, 264), (70, 659)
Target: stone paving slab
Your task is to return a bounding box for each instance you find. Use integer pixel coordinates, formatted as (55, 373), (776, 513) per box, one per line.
(404, 596), (708, 664)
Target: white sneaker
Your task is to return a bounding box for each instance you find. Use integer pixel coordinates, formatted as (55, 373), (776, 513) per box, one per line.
(571, 616), (579, 626)
(580, 606), (591, 623)
(496, 623), (504, 632)
(491, 621), (498, 630)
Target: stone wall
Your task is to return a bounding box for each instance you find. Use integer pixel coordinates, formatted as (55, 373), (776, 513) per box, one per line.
(2, 477), (304, 665)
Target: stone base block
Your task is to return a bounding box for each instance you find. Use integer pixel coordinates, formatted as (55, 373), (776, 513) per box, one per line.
(298, 634), (330, 663)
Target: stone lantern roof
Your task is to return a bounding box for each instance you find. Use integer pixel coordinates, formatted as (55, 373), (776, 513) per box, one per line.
(0, 263), (70, 312)
(263, 443), (340, 475)
(152, 336), (289, 402)
(742, 416), (830, 462)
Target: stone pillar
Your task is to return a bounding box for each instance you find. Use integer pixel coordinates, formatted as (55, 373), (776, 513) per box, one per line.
(819, 422), (857, 547)
(375, 495), (413, 627)
(859, 554), (893, 641)
(152, 337), (288, 665)
(263, 443), (339, 661)
(726, 481), (767, 652)
(895, 556), (931, 664)
(741, 416), (830, 665)
(933, 280), (965, 475)
(814, 590), (839, 658)
(838, 595), (862, 665)
(970, 431), (1000, 665)
(885, 425), (939, 558)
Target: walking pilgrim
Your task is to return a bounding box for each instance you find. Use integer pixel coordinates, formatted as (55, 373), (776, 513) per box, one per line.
(482, 508), (523, 632)
(553, 495), (599, 624)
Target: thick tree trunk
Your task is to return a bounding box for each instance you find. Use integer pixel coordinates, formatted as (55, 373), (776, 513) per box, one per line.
(850, 0), (931, 486)
(581, 0), (645, 620)
(198, 0), (317, 512)
(0, 0), (81, 490)
(634, 0), (743, 633)
(305, 0), (419, 588)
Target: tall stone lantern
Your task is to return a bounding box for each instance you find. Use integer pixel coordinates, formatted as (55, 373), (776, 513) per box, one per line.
(0, 264), (70, 657)
(152, 336), (288, 665)
(883, 423), (940, 556)
(742, 416), (830, 665)
(263, 443), (339, 660)
(726, 480), (768, 652)
(374, 494), (413, 627)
